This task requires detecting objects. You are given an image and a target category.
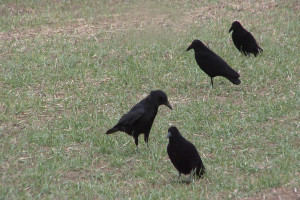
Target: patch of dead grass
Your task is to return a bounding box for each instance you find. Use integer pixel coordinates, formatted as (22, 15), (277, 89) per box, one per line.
(242, 187), (299, 200)
(1, 0), (295, 44)
(0, 3), (37, 16)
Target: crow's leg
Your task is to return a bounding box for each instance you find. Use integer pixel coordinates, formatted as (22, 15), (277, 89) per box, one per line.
(188, 168), (196, 182)
(133, 135), (139, 151)
(177, 172), (181, 180)
(134, 135), (139, 147)
(210, 77), (214, 88)
(144, 134), (152, 153)
(144, 134), (149, 148)
(133, 136), (140, 153)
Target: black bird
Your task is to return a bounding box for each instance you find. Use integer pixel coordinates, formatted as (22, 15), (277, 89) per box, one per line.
(106, 90), (172, 147)
(187, 39), (241, 87)
(167, 126), (205, 180)
(229, 21), (263, 57)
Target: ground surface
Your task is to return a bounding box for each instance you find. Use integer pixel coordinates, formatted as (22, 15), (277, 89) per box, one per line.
(0, 0), (299, 199)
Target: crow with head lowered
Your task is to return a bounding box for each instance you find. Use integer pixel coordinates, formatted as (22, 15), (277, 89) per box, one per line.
(106, 90), (172, 148)
(229, 21), (263, 57)
(167, 126), (205, 180)
(187, 39), (241, 87)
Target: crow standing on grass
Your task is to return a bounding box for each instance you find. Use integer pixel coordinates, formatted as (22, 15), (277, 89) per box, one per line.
(187, 39), (241, 87)
(229, 21), (263, 57)
(106, 90), (172, 148)
(167, 126), (205, 180)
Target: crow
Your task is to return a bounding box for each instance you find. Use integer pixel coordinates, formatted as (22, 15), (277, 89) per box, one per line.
(167, 126), (205, 180)
(106, 90), (172, 148)
(187, 39), (241, 87)
(229, 21), (263, 57)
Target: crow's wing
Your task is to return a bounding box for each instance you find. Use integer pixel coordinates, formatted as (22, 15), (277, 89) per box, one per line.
(232, 33), (242, 51)
(118, 107), (145, 126)
(242, 32), (259, 50)
(199, 50), (240, 78)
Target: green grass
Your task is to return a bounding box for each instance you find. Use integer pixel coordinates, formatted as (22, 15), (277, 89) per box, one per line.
(0, 0), (299, 199)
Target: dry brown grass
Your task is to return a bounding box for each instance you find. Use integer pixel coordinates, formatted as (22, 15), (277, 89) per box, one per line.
(243, 186), (299, 200)
(1, 0), (291, 43)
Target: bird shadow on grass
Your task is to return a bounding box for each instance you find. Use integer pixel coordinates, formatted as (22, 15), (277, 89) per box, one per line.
(119, 143), (154, 157)
(118, 145), (140, 155)
(170, 179), (192, 185)
(195, 79), (229, 91)
(169, 175), (211, 185)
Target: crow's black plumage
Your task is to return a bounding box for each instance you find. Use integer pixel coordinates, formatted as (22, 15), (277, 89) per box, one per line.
(106, 90), (172, 147)
(187, 39), (241, 87)
(229, 21), (263, 57)
(167, 126), (205, 180)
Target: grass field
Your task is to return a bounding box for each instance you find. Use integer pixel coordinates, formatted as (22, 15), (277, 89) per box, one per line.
(0, 0), (299, 199)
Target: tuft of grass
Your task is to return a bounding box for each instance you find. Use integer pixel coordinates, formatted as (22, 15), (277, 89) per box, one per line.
(0, 0), (299, 199)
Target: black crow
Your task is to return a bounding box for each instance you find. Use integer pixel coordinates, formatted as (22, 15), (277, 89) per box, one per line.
(167, 126), (205, 180)
(106, 90), (172, 147)
(229, 21), (263, 57)
(187, 39), (241, 87)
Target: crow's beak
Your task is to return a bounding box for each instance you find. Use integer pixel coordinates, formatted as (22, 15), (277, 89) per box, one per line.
(229, 27), (233, 33)
(165, 102), (172, 110)
(187, 44), (193, 51)
(166, 131), (172, 138)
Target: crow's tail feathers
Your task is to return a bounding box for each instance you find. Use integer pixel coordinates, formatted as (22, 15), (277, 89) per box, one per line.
(227, 77), (241, 85)
(105, 126), (119, 134)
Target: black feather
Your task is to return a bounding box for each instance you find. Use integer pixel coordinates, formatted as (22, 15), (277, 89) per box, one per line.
(106, 90), (172, 147)
(187, 39), (241, 87)
(167, 126), (205, 179)
(229, 21), (263, 57)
